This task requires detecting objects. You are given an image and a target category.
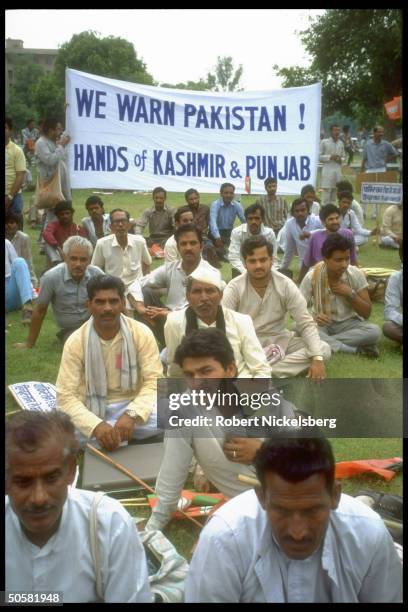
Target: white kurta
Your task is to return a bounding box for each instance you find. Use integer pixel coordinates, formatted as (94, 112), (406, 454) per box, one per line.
(164, 306), (271, 378)
(185, 489), (402, 603)
(5, 489), (152, 603)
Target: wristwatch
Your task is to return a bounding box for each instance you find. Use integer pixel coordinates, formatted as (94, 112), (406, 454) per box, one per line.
(312, 356), (324, 361)
(125, 408), (138, 419)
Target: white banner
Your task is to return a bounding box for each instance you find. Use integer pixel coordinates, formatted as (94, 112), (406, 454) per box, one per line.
(66, 69), (321, 194)
(361, 182), (402, 205)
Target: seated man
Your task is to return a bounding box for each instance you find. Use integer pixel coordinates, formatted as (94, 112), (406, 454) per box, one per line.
(134, 186), (175, 257)
(209, 182), (245, 259)
(5, 211), (38, 287)
(81, 195), (111, 246)
(336, 179), (364, 224)
(164, 205), (194, 262)
(300, 233), (381, 358)
(91, 208), (151, 314)
(56, 275), (163, 450)
(5, 238), (35, 325)
(279, 198), (323, 275)
(383, 242), (403, 346)
(254, 177), (289, 234)
(185, 435), (402, 603)
(185, 188), (220, 267)
(165, 267), (271, 377)
(380, 202), (402, 249)
(13, 236), (103, 348)
(298, 204), (357, 284)
(228, 203), (278, 278)
(5, 411), (151, 603)
(338, 191), (378, 247)
(42, 200), (87, 266)
(146, 328), (296, 532)
(222, 235), (330, 378)
(300, 184), (321, 216)
(133, 224), (218, 346)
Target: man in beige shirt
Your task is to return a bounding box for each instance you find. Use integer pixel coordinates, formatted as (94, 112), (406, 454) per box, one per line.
(56, 275), (163, 451)
(91, 208), (151, 312)
(165, 267), (271, 378)
(222, 235), (330, 378)
(300, 233), (381, 358)
(380, 203), (402, 249)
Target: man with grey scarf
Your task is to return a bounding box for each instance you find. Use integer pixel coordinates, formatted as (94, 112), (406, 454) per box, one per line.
(56, 275), (163, 451)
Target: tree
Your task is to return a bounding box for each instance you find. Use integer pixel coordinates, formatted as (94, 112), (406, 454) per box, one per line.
(53, 31), (154, 87)
(206, 56), (243, 92)
(159, 79), (212, 91)
(6, 55), (45, 131)
(274, 9), (401, 135)
(33, 73), (66, 121)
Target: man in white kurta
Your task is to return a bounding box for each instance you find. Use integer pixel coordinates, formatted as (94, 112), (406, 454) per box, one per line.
(185, 489), (401, 603)
(222, 236), (330, 377)
(165, 267), (271, 378)
(91, 209), (151, 312)
(5, 411), (152, 603)
(185, 436), (402, 603)
(319, 125), (345, 205)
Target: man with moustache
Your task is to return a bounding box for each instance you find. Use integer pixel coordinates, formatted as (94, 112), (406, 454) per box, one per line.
(279, 198), (323, 275)
(297, 204), (357, 284)
(164, 267), (271, 377)
(222, 235), (330, 377)
(228, 202), (278, 278)
(185, 435), (402, 602)
(300, 233), (381, 358)
(13, 236), (103, 348)
(56, 275), (163, 449)
(132, 224), (218, 346)
(5, 411), (152, 602)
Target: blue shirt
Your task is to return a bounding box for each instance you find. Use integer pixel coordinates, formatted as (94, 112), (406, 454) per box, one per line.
(209, 198), (246, 239)
(281, 214), (323, 269)
(363, 139), (398, 171)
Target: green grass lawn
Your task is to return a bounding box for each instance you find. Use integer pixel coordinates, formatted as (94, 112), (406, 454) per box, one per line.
(5, 179), (403, 560)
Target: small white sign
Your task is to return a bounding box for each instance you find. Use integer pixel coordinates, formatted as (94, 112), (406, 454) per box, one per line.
(8, 382), (56, 412)
(361, 182), (402, 204)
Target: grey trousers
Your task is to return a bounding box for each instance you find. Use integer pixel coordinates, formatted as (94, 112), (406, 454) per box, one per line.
(318, 317), (381, 352)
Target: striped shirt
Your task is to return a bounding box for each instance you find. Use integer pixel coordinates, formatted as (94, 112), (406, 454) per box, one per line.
(254, 195), (289, 232)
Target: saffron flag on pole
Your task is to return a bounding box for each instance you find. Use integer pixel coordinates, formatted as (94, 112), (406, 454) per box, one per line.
(384, 96), (402, 120)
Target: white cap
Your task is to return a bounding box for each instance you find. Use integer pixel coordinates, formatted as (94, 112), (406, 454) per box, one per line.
(188, 266), (226, 291)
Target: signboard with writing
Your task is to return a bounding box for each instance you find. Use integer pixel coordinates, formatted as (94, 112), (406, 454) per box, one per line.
(8, 382), (56, 412)
(361, 182), (402, 205)
(66, 69), (321, 194)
